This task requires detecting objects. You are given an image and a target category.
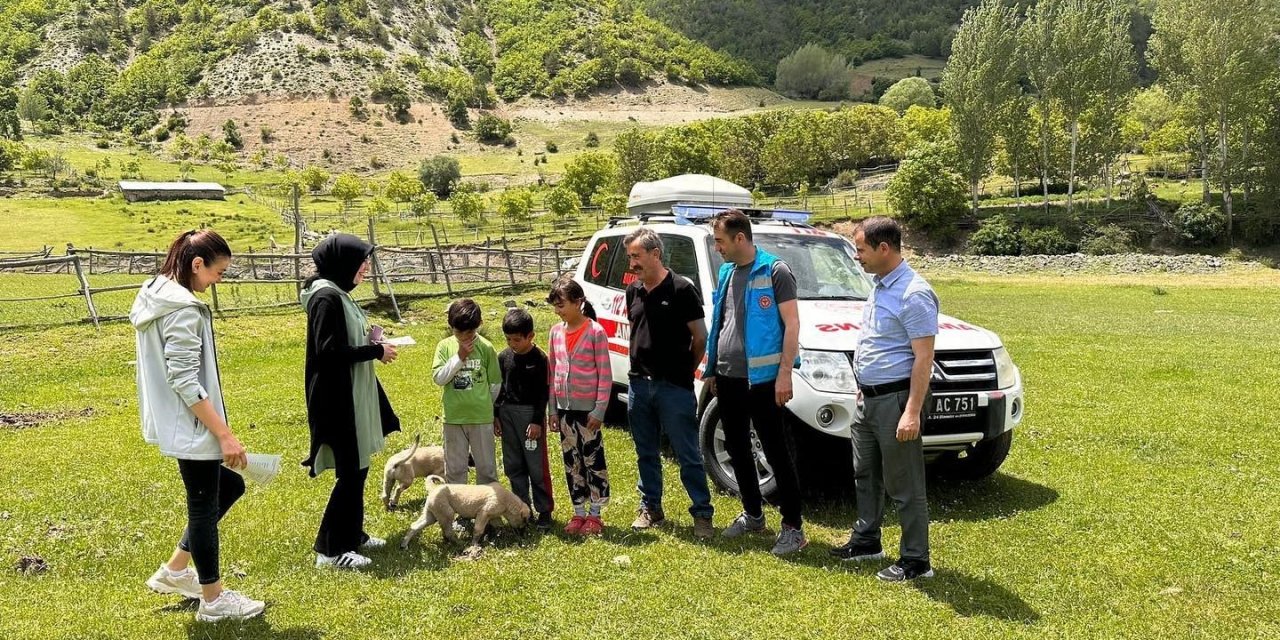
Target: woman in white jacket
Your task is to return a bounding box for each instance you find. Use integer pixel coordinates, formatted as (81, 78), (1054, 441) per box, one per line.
(130, 230), (264, 623)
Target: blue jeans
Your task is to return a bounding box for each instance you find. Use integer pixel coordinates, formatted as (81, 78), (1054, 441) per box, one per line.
(627, 376), (713, 519)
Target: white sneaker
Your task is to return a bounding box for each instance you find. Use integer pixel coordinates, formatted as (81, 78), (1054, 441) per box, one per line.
(195, 590), (265, 622)
(315, 551), (372, 569)
(145, 564), (202, 599)
(360, 536), (387, 550)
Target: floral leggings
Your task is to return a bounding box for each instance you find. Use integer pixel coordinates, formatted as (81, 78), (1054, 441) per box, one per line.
(558, 410), (610, 508)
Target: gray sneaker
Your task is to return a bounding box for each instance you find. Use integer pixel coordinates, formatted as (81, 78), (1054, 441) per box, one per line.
(721, 512), (766, 538)
(771, 525), (808, 556)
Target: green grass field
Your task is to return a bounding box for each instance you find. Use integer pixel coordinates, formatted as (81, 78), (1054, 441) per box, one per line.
(2, 273), (1278, 639)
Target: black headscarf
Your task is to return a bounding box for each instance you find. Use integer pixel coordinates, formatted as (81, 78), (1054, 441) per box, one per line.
(308, 234), (373, 292)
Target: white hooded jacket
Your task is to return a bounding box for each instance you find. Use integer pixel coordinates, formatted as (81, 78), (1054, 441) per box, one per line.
(129, 275), (226, 460)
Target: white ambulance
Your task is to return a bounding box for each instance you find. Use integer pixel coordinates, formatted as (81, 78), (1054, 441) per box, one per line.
(572, 175), (1025, 496)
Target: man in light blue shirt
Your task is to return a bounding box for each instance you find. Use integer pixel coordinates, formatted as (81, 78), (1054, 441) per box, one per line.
(830, 216), (938, 582)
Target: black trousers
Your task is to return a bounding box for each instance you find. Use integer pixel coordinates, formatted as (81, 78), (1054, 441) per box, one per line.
(314, 466), (370, 556)
(176, 459), (246, 585)
(716, 377), (803, 528)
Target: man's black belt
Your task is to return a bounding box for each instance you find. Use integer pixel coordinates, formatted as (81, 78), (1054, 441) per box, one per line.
(859, 378), (912, 398)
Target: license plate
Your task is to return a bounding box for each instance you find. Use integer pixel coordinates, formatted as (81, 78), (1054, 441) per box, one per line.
(932, 395), (978, 419)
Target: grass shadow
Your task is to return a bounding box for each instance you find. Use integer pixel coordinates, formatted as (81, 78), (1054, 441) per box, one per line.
(797, 472), (1059, 529)
(775, 544), (1040, 623)
(912, 569), (1041, 623)
(187, 615), (326, 639)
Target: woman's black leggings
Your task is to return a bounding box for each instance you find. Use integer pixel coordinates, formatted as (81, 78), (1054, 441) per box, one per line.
(176, 459), (246, 585)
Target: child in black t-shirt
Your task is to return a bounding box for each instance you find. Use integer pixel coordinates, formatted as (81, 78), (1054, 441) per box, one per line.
(494, 308), (555, 530)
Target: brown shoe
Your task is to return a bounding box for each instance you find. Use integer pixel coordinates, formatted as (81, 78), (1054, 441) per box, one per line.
(631, 504), (666, 530)
(693, 516), (715, 539)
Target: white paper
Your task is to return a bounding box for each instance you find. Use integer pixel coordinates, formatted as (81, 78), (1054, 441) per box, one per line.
(226, 453), (282, 485)
(383, 335), (416, 347)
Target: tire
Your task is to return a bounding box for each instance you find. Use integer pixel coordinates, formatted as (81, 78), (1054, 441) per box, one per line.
(698, 397), (779, 500)
(935, 430), (1013, 481)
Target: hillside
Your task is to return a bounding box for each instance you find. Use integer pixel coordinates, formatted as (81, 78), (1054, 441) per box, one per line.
(3, 1), (754, 124)
(642, 0), (971, 81)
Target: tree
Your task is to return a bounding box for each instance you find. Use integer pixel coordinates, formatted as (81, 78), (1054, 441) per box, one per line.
(301, 165), (331, 192)
(222, 119), (243, 150)
(450, 189), (485, 228)
(410, 192), (438, 218)
(886, 142), (968, 235)
(178, 160), (194, 181)
(774, 43), (851, 100)
(385, 170), (423, 210)
(369, 197), (393, 217)
(0, 140), (25, 172)
(331, 173), (365, 213)
(942, 0), (1021, 215)
(17, 88), (49, 125)
(1048, 0), (1133, 215)
(562, 151), (620, 205)
(995, 94), (1036, 209)
(418, 155), (462, 197)
(613, 127), (657, 192)
(901, 106), (952, 153)
(1151, 0), (1279, 244)
(547, 184), (581, 220)
(596, 192), (628, 218)
(879, 77), (936, 114)
(497, 188), (534, 228)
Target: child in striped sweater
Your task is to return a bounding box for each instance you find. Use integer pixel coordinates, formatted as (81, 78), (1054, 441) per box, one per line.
(546, 275), (613, 536)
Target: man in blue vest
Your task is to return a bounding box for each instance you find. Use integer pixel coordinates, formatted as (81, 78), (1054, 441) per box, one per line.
(830, 216), (937, 581)
(703, 209), (806, 556)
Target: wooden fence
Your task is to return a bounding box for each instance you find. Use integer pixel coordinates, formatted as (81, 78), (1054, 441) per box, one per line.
(0, 237), (585, 330)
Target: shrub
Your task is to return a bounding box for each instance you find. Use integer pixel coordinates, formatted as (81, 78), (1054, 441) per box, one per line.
(879, 77), (936, 113)
(545, 141), (558, 153)
(967, 216), (1021, 256)
(885, 142), (966, 235)
(474, 113), (513, 143)
(1173, 202), (1226, 247)
(222, 120), (243, 150)
(1020, 227), (1074, 256)
(418, 155), (462, 197)
(1081, 225), (1135, 255)
(584, 131), (600, 147)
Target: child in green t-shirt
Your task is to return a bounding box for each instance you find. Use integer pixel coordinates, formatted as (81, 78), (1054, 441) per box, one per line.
(432, 299), (502, 485)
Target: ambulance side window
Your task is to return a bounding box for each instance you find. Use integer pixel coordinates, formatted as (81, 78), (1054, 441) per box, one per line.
(584, 237), (616, 288)
(660, 234), (702, 299)
(605, 235), (635, 290)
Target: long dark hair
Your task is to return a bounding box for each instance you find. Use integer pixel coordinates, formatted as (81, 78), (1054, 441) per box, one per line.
(546, 275), (597, 321)
(160, 230), (232, 290)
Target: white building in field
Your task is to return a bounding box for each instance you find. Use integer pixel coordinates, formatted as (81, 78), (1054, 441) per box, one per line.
(118, 181), (226, 203)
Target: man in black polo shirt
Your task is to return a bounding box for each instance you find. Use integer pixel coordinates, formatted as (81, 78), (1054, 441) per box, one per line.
(623, 228), (715, 539)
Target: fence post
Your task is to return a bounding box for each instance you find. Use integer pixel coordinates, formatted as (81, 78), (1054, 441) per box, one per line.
(71, 255), (99, 330)
(501, 235), (517, 287)
(483, 236), (491, 281)
(367, 215), (381, 297)
(293, 183), (303, 299)
(210, 283), (221, 316)
(248, 248), (258, 279)
(429, 223), (454, 296)
(537, 237), (544, 281)
(553, 244), (561, 280)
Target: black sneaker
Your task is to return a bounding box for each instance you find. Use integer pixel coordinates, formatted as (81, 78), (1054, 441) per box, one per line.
(877, 559), (935, 582)
(535, 512), (554, 531)
(829, 538), (885, 562)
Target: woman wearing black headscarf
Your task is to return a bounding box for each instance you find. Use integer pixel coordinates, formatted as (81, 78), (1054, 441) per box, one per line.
(301, 234), (401, 569)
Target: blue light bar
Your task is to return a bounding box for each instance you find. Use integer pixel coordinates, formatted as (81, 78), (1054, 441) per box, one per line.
(670, 203), (811, 225)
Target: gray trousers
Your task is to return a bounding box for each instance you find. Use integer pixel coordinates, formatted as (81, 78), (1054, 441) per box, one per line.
(497, 404), (555, 515)
(851, 389), (930, 562)
(443, 423), (498, 485)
